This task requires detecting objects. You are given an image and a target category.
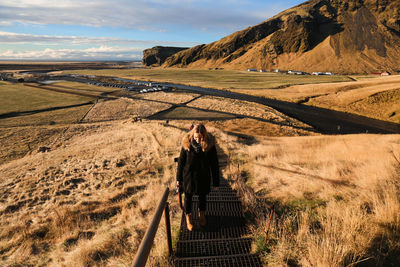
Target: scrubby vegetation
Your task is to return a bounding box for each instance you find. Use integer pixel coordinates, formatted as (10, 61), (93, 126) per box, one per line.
(224, 134), (400, 266)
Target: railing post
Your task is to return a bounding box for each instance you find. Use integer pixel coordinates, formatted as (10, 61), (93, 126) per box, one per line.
(132, 188), (169, 267)
(164, 202), (173, 256)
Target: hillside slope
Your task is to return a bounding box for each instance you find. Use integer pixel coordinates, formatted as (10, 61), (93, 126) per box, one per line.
(163, 0), (400, 74)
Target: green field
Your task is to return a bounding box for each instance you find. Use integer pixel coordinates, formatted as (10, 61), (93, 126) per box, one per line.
(63, 69), (353, 91)
(45, 81), (119, 94)
(0, 105), (91, 127)
(0, 82), (94, 115)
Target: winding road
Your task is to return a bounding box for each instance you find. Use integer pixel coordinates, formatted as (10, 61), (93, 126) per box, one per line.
(158, 82), (400, 134)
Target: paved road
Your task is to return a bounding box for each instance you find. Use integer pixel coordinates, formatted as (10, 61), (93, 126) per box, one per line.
(163, 83), (400, 134)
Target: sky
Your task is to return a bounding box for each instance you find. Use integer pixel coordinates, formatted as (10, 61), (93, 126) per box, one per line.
(0, 0), (304, 61)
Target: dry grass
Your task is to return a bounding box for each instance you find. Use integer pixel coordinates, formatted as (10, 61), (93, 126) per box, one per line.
(188, 95), (311, 130)
(135, 91), (200, 105)
(82, 98), (171, 123)
(0, 125), (69, 165)
(0, 120), (189, 267)
(221, 133), (400, 266)
(156, 106), (236, 120)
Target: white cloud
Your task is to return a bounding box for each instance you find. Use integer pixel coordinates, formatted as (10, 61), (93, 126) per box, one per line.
(0, 31), (199, 46)
(0, 46), (143, 60)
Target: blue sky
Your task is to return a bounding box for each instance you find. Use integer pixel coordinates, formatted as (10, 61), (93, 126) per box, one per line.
(0, 0), (304, 61)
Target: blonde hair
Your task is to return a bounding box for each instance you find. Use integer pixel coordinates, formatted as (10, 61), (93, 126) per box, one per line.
(189, 124), (209, 152)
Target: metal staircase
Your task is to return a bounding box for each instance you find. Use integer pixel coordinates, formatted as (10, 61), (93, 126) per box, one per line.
(174, 178), (263, 266)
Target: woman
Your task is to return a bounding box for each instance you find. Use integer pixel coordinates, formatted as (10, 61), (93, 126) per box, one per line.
(176, 124), (220, 231)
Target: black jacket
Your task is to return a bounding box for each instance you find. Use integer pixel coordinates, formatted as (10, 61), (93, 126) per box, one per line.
(176, 133), (220, 194)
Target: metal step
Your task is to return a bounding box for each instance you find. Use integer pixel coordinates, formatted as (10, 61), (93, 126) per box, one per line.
(179, 215), (248, 240)
(190, 201), (244, 217)
(176, 238), (252, 257)
(174, 253), (263, 267)
(193, 196), (240, 202)
(175, 178), (263, 266)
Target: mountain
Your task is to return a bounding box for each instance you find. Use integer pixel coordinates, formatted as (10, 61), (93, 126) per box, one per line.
(142, 46), (188, 66)
(162, 0), (400, 74)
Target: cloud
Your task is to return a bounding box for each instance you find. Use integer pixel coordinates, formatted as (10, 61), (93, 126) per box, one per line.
(0, 31), (200, 60)
(0, 31), (199, 47)
(0, 46), (143, 60)
(0, 0), (286, 33)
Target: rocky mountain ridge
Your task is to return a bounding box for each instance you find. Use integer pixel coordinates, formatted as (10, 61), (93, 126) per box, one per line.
(162, 0), (400, 74)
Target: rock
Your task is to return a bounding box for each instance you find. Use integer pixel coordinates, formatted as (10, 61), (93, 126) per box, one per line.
(142, 46), (189, 66)
(115, 160), (125, 168)
(38, 146), (51, 153)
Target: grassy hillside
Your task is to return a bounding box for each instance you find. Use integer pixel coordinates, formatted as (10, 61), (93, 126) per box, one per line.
(1, 120), (399, 266)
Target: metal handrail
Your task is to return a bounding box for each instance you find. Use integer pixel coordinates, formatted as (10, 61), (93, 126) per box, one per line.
(132, 187), (172, 267)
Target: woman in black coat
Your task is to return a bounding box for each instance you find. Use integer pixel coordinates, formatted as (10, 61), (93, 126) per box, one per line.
(176, 124), (220, 231)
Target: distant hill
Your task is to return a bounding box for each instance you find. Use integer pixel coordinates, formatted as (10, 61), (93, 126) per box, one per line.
(142, 46), (188, 66)
(162, 0), (400, 74)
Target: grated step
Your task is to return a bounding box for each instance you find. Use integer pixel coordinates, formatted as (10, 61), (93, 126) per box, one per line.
(174, 253), (263, 267)
(209, 189), (236, 193)
(193, 196), (240, 202)
(179, 215), (248, 240)
(175, 178), (263, 266)
(176, 238), (252, 257)
(190, 201), (244, 217)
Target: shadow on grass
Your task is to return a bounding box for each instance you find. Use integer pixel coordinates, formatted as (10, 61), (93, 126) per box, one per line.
(253, 162), (356, 188)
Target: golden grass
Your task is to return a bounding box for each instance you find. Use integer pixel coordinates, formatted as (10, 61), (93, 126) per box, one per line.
(157, 106), (236, 120)
(0, 120), (188, 266)
(187, 95), (309, 128)
(221, 133), (400, 266)
(82, 98), (171, 123)
(135, 91), (200, 104)
(0, 125), (69, 165)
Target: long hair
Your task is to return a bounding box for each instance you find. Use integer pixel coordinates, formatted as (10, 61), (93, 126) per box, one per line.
(188, 124), (209, 152)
